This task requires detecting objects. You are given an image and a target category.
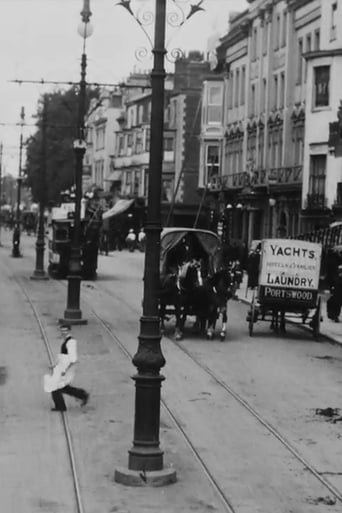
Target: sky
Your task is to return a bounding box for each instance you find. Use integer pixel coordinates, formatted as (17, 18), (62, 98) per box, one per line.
(0, 0), (247, 176)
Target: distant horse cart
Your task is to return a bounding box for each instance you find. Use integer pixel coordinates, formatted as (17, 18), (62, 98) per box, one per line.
(247, 239), (322, 339)
(159, 228), (238, 341)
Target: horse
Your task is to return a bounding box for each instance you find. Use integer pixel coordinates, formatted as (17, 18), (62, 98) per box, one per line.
(176, 258), (235, 340)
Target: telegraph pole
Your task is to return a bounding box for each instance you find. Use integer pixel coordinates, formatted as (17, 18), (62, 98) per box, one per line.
(31, 96), (48, 280)
(12, 107), (25, 258)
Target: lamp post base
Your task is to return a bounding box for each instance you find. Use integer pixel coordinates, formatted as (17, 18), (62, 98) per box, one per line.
(60, 273), (87, 325)
(31, 270), (49, 280)
(114, 466), (176, 487)
(12, 249), (22, 258)
(59, 312), (88, 326)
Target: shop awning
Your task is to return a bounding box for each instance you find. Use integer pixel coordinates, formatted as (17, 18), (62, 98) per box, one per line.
(105, 170), (122, 181)
(102, 199), (134, 219)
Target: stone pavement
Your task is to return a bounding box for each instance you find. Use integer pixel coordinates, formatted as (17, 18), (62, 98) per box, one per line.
(235, 273), (342, 346)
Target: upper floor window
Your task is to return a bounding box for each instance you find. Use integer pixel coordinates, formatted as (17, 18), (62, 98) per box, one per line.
(250, 84), (256, 116)
(297, 39), (303, 84)
(252, 27), (258, 61)
(331, 2), (337, 41)
(241, 67), (246, 105)
(305, 34), (311, 82)
(314, 29), (320, 50)
(279, 72), (285, 108)
(207, 84), (223, 123)
(138, 105), (144, 124)
(261, 78), (267, 112)
(314, 66), (330, 108)
(206, 145), (220, 182)
(281, 11), (287, 47)
(96, 126), (105, 150)
(263, 23), (268, 55)
(163, 136), (174, 152)
(274, 15), (281, 50)
(273, 75), (278, 110)
(234, 69), (240, 107)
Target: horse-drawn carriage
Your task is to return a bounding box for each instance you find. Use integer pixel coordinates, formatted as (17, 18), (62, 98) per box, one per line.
(247, 239), (322, 339)
(159, 228), (239, 341)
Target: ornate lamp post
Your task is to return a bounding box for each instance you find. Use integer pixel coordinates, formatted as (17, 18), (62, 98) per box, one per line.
(12, 107), (25, 258)
(31, 96), (49, 280)
(60, 0), (93, 325)
(114, 0), (205, 486)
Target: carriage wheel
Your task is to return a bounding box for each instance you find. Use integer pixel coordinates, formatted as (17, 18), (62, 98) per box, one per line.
(248, 291), (256, 337)
(312, 296), (321, 340)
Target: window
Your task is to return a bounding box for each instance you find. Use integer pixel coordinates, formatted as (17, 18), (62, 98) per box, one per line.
(309, 155), (326, 196)
(235, 69), (240, 107)
(314, 29), (320, 50)
(135, 130), (144, 153)
(206, 145), (220, 182)
(241, 67), (246, 105)
(279, 73), (285, 108)
(138, 105), (144, 124)
(293, 126), (304, 165)
(261, 78), (267, 112)
(273, 75), (278, 109)
(96, 126), (105, 150)
(314, 66), (330, 108)
(252, 27), (258, 61)
(95, 160), (104, 187)
(258, 128), (265, 168)
(274, 15), (280, 50)
(305, 34), (311, 82)
(263, 23), (268, 55)
(297, 39), (303, 84)
(144, 128), (150, 152)
(163, 137), (174, 151)
(331, 2), (337, 41)
(227, 72), (233, 109)
(207, 84), (223, 123)
(281, 11), (287, 47)
(250, 84), (256, 116)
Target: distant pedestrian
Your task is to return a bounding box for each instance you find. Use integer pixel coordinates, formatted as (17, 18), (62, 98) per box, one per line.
(137, 227), (146, 252)
(44, 324), (89, 412)
(125, 228), (136, 252)
(327, 265), (342, 322)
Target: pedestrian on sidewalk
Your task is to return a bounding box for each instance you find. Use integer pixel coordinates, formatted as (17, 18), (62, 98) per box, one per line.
(327, 265), (342, 322)
(44, 324), (89, 411)
(125, 228), (136, 252)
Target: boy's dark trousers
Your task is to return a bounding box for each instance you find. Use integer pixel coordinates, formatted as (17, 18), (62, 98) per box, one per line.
(51, 385), (87, 411)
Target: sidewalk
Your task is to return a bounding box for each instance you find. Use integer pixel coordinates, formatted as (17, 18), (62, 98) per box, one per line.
(235, 272), (342, 345)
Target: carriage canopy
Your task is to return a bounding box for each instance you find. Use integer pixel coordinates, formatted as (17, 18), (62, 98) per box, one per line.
(160, 228), (221, 277)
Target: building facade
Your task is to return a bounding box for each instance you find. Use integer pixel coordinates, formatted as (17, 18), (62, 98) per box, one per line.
(199, 0), (342, 253)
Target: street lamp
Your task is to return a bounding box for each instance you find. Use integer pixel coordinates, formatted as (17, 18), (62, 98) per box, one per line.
(114, 0), (205, 487)
(12, 106), (25, 258)
(60, 0), (93, 325)
(31, 96), (49, 280)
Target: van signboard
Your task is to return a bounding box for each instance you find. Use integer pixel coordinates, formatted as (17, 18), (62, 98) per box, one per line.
(258, 239), (322, 308)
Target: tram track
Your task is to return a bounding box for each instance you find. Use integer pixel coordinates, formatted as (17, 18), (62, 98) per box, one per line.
(6, 240), (342, 510)
(11, 274), (85, 513)
(86, 279), (342, 507)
